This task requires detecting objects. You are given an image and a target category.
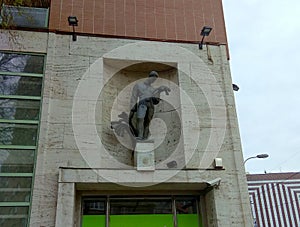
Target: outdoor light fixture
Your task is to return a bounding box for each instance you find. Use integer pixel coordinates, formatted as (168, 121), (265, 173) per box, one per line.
(199, 26), (212, 49)
(244, 154), (269, 165)
(68, 16), (78, 41)
(214, 158), (223, 169)
(232, 84), (239, 91)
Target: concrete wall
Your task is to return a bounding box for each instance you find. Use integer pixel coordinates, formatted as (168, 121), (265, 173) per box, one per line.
(0, 30), (252, 226)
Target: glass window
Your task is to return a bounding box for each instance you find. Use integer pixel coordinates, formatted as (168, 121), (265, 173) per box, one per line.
(110, 198), (173, 227)
(82, 196), (202, 227)
(0, 75), (42, 96)
(0, 99), (40, 120)
(0, 149), (35, 173)
(0, 5), (49, 29)
(0, 191), (31, 202)
(0, 206), (28, 215)
(0, 123), (38, 146)
(0, 51), (44, 227)
(0, 207), (29, 226)
(175, 198), (198, 214)
(83, 199), (106, 215)
(0, 53), (44, 74)
(175, 197), (200, 227)
(0, 177), (32, 188)
(110, 198), (172, 214)
(0, 177), (32, 205)
(82, 199), (106, 227)
(0, 177), (32, 202)
(0, 218), (28, 227)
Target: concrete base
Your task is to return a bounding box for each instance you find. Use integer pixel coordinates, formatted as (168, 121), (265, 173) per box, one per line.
(134, 140), (155, 171)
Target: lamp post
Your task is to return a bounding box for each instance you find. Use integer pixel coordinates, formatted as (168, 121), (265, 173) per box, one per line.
(243, 154), (269, 165)
(244, 153), (269, 227)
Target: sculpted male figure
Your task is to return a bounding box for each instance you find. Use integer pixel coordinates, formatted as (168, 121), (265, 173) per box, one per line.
(130, 71), (170, 140)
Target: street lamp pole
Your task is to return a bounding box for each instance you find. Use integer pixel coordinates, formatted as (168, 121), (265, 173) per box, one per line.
(244, 154), (269, 165)
(243, 153), (269, 227)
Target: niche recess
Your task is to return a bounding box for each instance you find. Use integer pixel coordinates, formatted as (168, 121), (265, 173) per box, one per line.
(97, 59), (185, 168)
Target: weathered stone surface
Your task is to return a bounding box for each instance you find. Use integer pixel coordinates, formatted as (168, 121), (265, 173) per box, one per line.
(135, 141), (155, 171)
(3, 31), (252, 226)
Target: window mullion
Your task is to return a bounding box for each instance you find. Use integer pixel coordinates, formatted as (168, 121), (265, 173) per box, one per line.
(0, 119), (39, 124)
(0, 145), (36, 149)
(0, 202), (30, 207)
(0, 173), (33, 177)
(0, 95), (41, 100)
(172, 197), (178, 227)
(0, 71), (43, 77)
(106, 196), (110, 227)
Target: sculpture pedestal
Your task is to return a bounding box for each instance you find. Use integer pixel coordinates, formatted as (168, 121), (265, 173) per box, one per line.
(134, 140), (155, 171)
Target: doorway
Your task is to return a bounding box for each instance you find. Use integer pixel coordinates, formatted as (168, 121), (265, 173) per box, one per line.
(82, 196), (202, 227)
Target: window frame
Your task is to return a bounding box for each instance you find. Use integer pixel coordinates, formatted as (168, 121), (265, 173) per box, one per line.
(0, 51), (45, 227)
(0, 4), (49, 29)
(81, 195), (202, 227)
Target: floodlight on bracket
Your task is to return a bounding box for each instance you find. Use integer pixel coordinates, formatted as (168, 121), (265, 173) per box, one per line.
(199, 26), (212, 49)
(232, 84), (240, 91)
(68, 16), (78, 41)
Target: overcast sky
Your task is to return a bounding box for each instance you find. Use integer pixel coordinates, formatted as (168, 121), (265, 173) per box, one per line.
(222, 1), (300, 173)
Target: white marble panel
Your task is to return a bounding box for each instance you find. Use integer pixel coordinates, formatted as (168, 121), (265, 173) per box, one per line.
(55, 183), (75, 227)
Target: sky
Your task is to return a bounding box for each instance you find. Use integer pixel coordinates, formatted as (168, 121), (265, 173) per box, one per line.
(222, 1), (300, 174)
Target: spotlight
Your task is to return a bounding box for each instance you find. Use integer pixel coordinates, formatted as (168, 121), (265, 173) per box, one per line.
(68, 16), (78, 41)
(232, 84), (239, 91)
(199, 26), (212, 49)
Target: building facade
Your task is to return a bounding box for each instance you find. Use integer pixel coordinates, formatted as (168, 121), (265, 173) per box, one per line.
(248, 172), (300, 227)
(0, 0), (252, 226)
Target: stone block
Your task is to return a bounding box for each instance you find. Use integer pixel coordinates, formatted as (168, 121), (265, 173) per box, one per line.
(0, 30), (48, 52)
(134, 140), (155, 171)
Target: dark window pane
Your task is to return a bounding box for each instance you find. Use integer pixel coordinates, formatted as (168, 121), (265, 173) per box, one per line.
(110, 199), (172, 215)
(0, 206), (28, 215)
(0, 218), (27, 227)
(175, 198), (198, 214)
(0, 99), (40, 120)
(1, 5), (49, 29)
(0, 164), (33, 173)
(83, 199), (106, 215)
(0, 53), (44, 74)
(0, 149), (34, 173)
(176, 198), (199, 227)
(0, 177), (32, 188)
(0, 75), (42, 96)
(0, 191), (31, 202)
(0, 123), (38, 146)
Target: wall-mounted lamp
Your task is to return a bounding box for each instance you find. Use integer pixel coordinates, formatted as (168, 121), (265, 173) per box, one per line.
(232, 84), (239, 91)
(199, 26), (212, 49)
(68, 16), (78, 41)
